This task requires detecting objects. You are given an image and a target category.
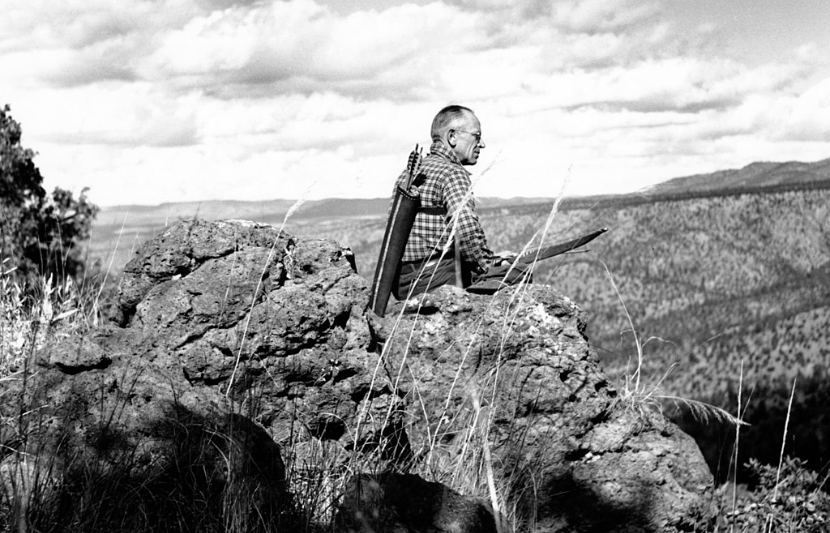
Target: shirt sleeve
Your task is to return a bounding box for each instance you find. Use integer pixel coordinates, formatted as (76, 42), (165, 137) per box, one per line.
(441, 168), (493, 272)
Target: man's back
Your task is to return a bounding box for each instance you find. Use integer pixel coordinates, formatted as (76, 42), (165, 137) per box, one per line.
(394, 140), (491, 271)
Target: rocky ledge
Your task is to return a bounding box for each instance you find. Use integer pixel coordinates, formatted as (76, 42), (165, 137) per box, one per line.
(1, 219), (714, 532)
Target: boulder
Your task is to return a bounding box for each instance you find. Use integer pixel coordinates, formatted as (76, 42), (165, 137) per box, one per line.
(2, 327), (292, 532)
(1, 219), (714, 532)
(373, 287), (713, 532)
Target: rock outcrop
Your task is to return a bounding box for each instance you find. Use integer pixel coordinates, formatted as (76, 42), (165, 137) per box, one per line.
(1, 219), (714, 532)
(372, 287), (712, 531)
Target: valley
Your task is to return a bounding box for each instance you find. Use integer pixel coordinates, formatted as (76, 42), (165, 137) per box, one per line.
(86, 158), (830, 480)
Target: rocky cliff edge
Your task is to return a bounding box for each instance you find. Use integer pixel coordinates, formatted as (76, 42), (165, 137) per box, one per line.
(1, 219), (714, 532)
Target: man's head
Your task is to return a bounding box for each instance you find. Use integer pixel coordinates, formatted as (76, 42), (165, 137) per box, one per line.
(430, 105), (485, 166)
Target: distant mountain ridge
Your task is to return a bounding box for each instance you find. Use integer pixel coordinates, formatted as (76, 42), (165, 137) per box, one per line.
(97, 157), (830, 225)
(95, 197), (553, 228)
(644, 157), (830, 196)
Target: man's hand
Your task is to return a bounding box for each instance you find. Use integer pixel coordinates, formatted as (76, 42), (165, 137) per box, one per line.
(491, 250), (517, 267)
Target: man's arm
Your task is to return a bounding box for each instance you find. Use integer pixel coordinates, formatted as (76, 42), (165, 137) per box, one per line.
(442, 169), (493, 272)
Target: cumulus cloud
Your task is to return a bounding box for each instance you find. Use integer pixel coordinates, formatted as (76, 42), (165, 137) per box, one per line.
(769, 78), (830, 142)
(1, 0), (827, 206)
(0, 0), (192, 88)
(17, 83), (200, 148)
(139, 0), (490, 101)
(553, 0), (660, 32)
(448, 0), (659, 30)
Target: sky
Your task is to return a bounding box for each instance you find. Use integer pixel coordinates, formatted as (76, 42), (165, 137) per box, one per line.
(1, 0), (829, 207)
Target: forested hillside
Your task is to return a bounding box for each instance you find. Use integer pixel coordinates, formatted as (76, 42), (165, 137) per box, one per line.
(479, 187), (830, 478)
(292, 185), (830, 479)
(88, 162), (830, 481)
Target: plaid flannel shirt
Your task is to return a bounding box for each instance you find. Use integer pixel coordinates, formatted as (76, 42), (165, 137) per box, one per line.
(393, 141), (492, 273)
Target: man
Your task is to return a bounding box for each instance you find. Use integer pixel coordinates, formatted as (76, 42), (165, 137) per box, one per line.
(392, 105), (514, 299)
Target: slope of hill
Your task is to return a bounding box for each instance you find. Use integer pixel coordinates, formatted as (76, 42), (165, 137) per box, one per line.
(476, 187), (830, 480)
(643, 157), (830, 197)
(283, 174), (830, 481)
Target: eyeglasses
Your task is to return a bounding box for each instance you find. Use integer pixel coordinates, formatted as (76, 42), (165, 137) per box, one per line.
(455, 130), (483, 143)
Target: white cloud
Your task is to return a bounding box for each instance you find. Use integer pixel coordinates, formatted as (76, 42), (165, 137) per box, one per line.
(142, 0), (482, 99)
(554, 0), (660, 33)
(770, 77), (830, 142)
(13, 82), (199, 147)
(1, 0), (828, 208)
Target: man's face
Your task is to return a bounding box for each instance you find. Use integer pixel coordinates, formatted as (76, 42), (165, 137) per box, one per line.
(451, 114), (485, 166)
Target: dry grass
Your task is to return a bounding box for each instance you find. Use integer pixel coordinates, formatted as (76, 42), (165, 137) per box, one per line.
(598, 264), (830, 531)
(602, 264), (747, 430)
(3, 202), (828, 532)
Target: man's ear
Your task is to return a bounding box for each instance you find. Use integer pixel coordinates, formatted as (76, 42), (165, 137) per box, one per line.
(446, 129), (457, 147)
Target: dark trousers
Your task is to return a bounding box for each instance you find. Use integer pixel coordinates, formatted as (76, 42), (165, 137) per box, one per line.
(393, 255), (473, 300)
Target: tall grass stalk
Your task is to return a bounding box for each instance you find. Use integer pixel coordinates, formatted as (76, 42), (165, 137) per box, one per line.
(226, 182), (318, 397)
(351, 159), (502, 455)
(88, 213), (129, 327)
(15, 167), (813, 532)
(333, 172), (556, 528)
(602, 264), (747, 429)
(731, 360), (745, 516)
(764, 377), (798, 532)
(471, 390), (504, 531)
(359, 176), (577, 531)
(1, 264), (93, 377)
(10, 180), (504, 533)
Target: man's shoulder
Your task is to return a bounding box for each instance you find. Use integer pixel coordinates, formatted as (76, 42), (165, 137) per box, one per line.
(421, 152), (469, 178)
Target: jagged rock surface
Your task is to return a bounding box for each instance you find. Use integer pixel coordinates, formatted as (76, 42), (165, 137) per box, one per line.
(1, 219), (714, 532)
(373, 288), (713, 532)
(1, 331), (290, 531)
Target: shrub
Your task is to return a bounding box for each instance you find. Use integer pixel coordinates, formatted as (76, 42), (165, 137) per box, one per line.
(712, 457), (830, 532)
(1, 104), (99, 284)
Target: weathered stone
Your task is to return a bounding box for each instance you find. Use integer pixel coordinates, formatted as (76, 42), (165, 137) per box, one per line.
(2, 348), (291, 531)
(45, 333), (113, 374)
(370, 285), (713, 531)
(1, 219), (715, 532)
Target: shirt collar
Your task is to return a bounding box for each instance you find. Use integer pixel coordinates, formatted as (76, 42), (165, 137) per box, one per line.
(429, 140), (463, 166)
